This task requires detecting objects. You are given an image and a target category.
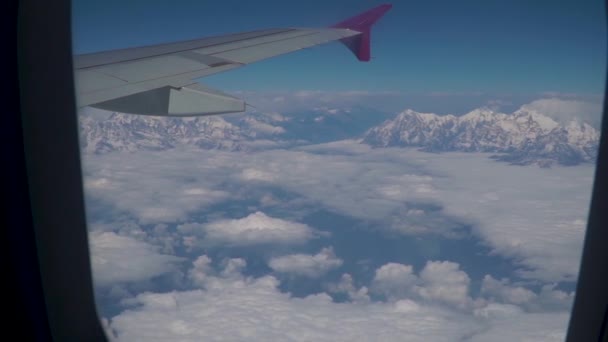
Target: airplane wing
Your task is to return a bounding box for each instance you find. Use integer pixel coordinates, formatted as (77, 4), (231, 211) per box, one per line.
(73, 4), (392, 117)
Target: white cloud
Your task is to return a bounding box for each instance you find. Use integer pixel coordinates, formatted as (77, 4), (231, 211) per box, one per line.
(415, 260), (473, 309)
(471, 304), (569, 342)
(327, 273), (370, 303)
(481, 275), (537, 306)
(187, 255), (213, 287)
(269, 247), (343, 278)
(534, 284), (575, 312)
(219, 257), (247, 278)
(239, 168), (276, 182)
(82, 147), (230, 224)
(371, 261), (472, 309)
(84, 139), (593, 283)
(107, 256), (571, 342)
(521, 97), (603, 128)
(479, 275), (575, 312)
(110, 257), (478, 342)
(370, 260), (572, 314)
(240, 116), (286, 135)
(90, 231), (183, 287)
(226, 147), (443, 227)
(232, 143), (591, 282)
(234, 90), (407, 113)
(416, 150), (594, 282)
(199, 211), (319, 246)
(371, 263), (418, 300)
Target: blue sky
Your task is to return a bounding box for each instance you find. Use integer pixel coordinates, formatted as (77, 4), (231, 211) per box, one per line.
(72, 0), (606, 96)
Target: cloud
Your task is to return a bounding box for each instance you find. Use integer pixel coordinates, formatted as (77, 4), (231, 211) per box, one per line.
(226, 147), (449, 229)
(83, 138), (593, 283)
(82, 148), (230, 224)
(187, 255), (213, 287)
(415, 150), (594, 282)
(90, 231), (184, 287)
(327, 273), (370, 303)
(479, 275), (576, 312)
(225, 91), (603, 132)
(520, 97), (603, 128)
(481, 275), (537, 306)
(236, 90), (600, 116)
(268, 247), (343, 278)
(184, 211), (320, 246)
(234, 90), (407, 113)
(367, 259), (572, 313)
(470, 304), (569, 342)
(230, 143), (590, 283)
(415, 260), (472, 309)
(371, 261), (472, 309)
(240, 115), (286, 135)
(534, 284), (576, 312)
(106, 255), (571, 342)
(371, 263), (418, 300)
(111, 256), (478, 341)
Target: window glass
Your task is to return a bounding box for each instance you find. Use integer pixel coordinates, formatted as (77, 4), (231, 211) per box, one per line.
(72, 1), (605, 340)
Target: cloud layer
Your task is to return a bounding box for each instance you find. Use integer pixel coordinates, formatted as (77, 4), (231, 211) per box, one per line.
(84, 141), (594, 283)
(521, 97), (603, 128)
(90, 231), (183, 287)
(269, 247), (343, 278)
(81, 127), (593, 340)
(83, 148), (230, 224)
(177, 211), (320, 246)
(105, 256), (570, 342)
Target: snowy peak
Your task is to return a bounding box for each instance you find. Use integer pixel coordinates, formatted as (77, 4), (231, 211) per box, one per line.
(363, 108), (599, 166)
(79, 112), (285, 155)
(78, 106), (393, 155)
(512, 108), (559, 132)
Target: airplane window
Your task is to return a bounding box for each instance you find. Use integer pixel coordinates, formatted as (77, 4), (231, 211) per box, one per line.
(71, 1), (606, 340)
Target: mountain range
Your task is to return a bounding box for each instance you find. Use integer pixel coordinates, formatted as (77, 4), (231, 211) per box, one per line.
(362, 108), (599, 167)
(79, 105), (599, 166)
(78, 106), (392, 154)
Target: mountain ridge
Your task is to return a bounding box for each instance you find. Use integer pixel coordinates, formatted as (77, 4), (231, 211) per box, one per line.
(79, 104), (599, 166)
(362, 107), (599, 167)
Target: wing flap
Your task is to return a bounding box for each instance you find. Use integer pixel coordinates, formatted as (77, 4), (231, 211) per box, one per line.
(90, 83), (245, 117)
(76, 63), (241, 107)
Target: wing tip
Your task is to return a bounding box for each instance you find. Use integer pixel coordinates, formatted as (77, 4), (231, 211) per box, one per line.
(331, 4), (392, 62)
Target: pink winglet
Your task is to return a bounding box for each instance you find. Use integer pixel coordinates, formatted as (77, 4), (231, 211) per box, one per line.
(331, 4), (392, 62)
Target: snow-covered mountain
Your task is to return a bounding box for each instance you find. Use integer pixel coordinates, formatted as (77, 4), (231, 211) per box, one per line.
(79, 112), (285, 154)
(79, 106), (393, 154)
(362, 108), (600, 166)
(80, 105), (600, 167)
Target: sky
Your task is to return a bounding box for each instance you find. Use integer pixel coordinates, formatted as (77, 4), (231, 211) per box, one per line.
(72, 0), (606, 96)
